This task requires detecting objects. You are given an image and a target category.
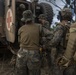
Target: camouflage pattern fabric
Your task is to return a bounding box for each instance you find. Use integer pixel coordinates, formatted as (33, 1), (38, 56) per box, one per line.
(58, 23), (76, 66)
(61, 8), (72, 17)
(43, 21), (50, 29)
(14, 48), (41, 75)
(38, 14), (50, 29)
(38, 15), (53, 74)
(21, 10), (34, 22)
(50, 8), (72, 75)
(50, 22), (70, 75)
(15, 10), (41, 75)
(61, 8), (72, 21)
(57, 22), (76, 75)
(57, 8), (72, 21)
(51, 22), (76, 75)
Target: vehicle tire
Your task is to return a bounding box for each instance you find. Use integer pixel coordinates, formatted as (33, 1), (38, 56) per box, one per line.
(39, 3), (53, 25)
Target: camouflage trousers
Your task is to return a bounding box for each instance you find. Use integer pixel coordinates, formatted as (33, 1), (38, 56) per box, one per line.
(14, 48), (41, 75)
(63, 62), (76, 75)
(51, 48), (76, 75)
(50, 48), (64, 75)
(41, 49), (51, 67)
(51, 63), (76, 75)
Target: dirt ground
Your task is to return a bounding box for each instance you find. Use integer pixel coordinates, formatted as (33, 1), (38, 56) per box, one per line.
(0, 53), (14, 75)
(0, 53), (51, 75)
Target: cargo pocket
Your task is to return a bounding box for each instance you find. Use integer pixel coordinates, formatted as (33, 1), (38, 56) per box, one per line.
(16, 49), (27, 68)
(27, 52), (41, 70)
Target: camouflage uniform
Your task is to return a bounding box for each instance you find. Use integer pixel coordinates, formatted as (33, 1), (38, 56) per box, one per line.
(15, 10), (41, 75)
(51, 22), (70, 58)
(38, 14), (50, 29)
(38, 14), (53, 75)
(50, 8), (72, 75)
(50, 22), (70, 75)
(38, 14), (52, 50)
(41, 25), (53, 68)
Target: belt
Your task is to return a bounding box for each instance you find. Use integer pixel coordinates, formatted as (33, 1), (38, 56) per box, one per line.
(23, 49), (28, 52)
(22, 48), (39, 54)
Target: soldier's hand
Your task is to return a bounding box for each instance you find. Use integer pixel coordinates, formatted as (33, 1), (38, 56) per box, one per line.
(58, 58), (66, 65)
(57, 57), (70, 68)
(40, 47), (43, 52)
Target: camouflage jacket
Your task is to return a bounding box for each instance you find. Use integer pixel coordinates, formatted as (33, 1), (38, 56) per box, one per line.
(43, 21), (50, 30)
(41, 23), (53, 50)
(42, 27), (53, 49)
(51, 22), (70, 50)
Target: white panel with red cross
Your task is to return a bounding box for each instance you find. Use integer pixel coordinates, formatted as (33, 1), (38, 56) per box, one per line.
(6, 8), (13, 31)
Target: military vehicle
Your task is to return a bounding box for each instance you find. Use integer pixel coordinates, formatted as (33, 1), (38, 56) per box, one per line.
(0, 0), (53, 54)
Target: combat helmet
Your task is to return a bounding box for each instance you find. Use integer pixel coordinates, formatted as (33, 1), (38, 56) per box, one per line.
(21, 10), (34, 22)
(19, 4), (25, 9)
(38, 14), (47, 20)
(58, 8), (72, 21)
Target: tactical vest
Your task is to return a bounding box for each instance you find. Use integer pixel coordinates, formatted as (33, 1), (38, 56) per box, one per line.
(56, 24), (70, 55)
(61, 25), (70, 49)
(64, 23), (76, 61)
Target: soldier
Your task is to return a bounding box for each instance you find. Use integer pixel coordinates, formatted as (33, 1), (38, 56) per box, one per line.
(50, 8), (72, 75)
(38, 14), (50, 29)
(58, 22), (76, 75)
(14, 10), (41, 75)
(38, 14), (53, 75)
(38, 14), (52, 49)
(15, 4), (26, 42)
(16, 4), (26, 27)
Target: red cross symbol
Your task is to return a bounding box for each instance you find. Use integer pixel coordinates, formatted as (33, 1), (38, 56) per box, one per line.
(7, 11), (12, 29)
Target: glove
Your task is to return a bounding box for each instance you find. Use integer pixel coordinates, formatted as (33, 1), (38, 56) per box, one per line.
(57, 56), (70, 67)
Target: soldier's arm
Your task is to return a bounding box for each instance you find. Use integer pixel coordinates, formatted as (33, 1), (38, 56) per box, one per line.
(51, 26), (64, 47)
(18, 27), (22, 43)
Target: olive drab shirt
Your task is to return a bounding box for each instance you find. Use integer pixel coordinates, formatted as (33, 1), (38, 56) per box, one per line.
(18, 23), (42, 50)
(64, 23), (76, 61)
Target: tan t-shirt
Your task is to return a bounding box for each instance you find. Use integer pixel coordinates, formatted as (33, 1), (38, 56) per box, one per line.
(18, 23), (41, 50)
